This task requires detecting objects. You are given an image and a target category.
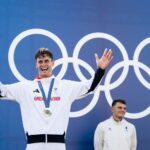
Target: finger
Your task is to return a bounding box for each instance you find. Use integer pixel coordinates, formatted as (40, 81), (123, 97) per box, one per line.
(109, 56), (113, 62)
(95, 53), (99, 61)
(106, 49), (112, 58)
(95, 53), (99, 65)
(103, 48), (108, 56)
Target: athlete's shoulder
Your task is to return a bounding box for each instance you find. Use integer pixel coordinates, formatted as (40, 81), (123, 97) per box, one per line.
(16, 80), (37, 88)
(123, 119), (136, 128)
(97, 117), (112, 129)
(55, 77), (81, 85)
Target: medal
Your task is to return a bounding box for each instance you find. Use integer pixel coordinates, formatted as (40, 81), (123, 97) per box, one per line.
(38, 79), (55, 117)
(44, 109), (52, 117)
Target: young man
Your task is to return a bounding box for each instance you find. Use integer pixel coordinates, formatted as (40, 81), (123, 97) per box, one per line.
(94, 99), (137, 150)
(0, 48), (113, 150)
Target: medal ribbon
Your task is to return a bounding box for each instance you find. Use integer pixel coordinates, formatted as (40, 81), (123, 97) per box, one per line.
(38, 78), (54, 108)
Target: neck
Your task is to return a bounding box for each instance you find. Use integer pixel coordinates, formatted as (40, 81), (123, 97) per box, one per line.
(36, 74), (52, 79)
(113, 116), (123, 122)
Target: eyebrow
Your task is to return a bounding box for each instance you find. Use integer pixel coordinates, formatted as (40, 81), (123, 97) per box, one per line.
(117, 106), (126, 109)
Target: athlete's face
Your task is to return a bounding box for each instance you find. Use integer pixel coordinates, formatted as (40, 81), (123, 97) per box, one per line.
(36, 54), (54, 78)
(112, 102), (126, 121)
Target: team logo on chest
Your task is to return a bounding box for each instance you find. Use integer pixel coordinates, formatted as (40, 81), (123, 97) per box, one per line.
(33, 89), (40, 93)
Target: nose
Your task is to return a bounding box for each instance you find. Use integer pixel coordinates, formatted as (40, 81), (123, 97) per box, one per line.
(41, 62), (47, 66)
(121, 109), (126, 113)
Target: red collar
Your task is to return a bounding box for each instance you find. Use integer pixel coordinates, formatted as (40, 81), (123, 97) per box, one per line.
(35, 75), (53, 79)
(35, 76), (42, 79)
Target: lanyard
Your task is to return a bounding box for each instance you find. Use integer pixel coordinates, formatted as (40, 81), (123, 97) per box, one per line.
(37, 78), (54, 108)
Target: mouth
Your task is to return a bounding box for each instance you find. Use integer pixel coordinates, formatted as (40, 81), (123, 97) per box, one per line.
(41, 68), (48, 72)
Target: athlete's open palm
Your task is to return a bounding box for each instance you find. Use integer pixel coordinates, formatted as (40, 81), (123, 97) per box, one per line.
(95, 48), (113, 69)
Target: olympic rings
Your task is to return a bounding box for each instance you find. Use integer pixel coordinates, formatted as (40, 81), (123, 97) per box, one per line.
(104, 60), (150, 119)
(8, 28), (150, 119)
(8, 29), (68, 81)
(133, 38), (150, 89)
(73, 32), (129, 90)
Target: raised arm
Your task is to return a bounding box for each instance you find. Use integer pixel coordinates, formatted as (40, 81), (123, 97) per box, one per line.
(0, 82), (23, 101)
(87, 48), (113, 93)
(73, 49), (113, 99)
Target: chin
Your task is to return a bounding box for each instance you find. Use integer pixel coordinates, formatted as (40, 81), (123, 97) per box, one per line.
(39, 73), (48, 78)
(119, 115), (124, 119)
(42, 75), (50, 78)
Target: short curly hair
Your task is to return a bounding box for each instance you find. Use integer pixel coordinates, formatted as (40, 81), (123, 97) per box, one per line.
(35, 48), (53, 60)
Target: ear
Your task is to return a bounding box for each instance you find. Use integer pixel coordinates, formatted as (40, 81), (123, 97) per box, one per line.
(36, 62), (38, 68)
(52, 61), (55, 67)
(111, 107), (114, 113)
